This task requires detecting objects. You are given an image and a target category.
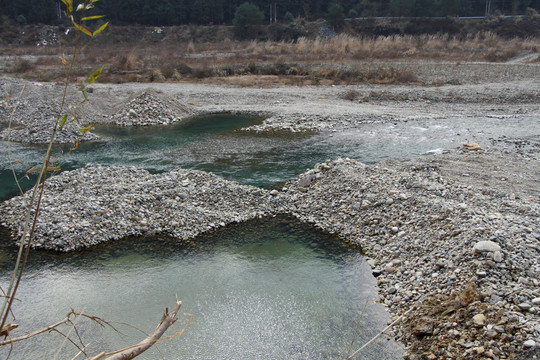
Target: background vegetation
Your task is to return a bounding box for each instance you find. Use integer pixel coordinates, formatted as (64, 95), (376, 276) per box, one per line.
(1, 0), (539, 26)
(0, 0), (538, 86)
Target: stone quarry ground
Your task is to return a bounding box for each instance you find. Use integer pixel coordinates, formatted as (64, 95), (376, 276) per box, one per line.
(0, 52), (539, 359)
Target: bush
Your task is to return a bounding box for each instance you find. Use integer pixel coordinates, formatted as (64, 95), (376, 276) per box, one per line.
(233, 2), (264, 28)
(348, 9), (358, 18)
(327, 3), (345, 30)
(284, 11), (294, 23)
(12, 59), (34, 73)
(341, 89), (359, 101)
(16, 15), (26, 26)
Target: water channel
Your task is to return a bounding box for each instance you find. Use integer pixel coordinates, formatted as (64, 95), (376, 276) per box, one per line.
(0, 113), (537, 358)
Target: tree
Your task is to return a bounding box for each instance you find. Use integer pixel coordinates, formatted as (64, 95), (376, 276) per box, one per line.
(327, 2), (345, 29)
(232, 2), (264, 27)
(284, 10), (295, 22)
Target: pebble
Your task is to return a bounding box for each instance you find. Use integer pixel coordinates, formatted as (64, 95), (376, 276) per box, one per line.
(473, 240), (502, 253)
(473, 313), (486, 326)
(1, 77), (539, 360)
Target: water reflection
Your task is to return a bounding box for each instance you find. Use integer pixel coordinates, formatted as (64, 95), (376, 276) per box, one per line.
(0, 216), (404, 360)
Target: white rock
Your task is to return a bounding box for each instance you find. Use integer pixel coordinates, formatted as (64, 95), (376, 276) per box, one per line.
(524, 340), (536, 348)
(473, 240), (501, 253)
(473, 313), (486, 326)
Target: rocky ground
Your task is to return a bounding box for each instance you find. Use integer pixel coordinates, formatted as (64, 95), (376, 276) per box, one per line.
(0, 60), (539, 359)
(284, 148), (540, 360)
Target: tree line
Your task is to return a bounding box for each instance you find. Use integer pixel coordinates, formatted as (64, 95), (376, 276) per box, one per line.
(1, 0), (539, 26)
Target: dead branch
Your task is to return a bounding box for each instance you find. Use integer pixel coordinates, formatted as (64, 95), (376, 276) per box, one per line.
(0, 315), (70, 346)
(0, 310), (97, 347)
(88, 300), (189, 360)
(0, 323), (18, 339)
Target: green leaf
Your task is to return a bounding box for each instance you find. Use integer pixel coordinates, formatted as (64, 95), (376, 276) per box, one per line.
(81, 15), (105, 21)
(61, 0), (73, 13)
(88, 65), (104, 84)
(46, 166), (62, 172)
(72, 21), (92, 37)
(59, 114), (68, 131)
(80, 80), (88, 100)
(79, 125), (93, 133)
(72, 112), (82, 126)
(92, 21), (109, 37)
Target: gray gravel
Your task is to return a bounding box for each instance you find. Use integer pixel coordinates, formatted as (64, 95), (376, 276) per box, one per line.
(283, 147), (539, 359)
(1, 61), (539, 141)
(0, 165), (283, 251)
(0, 60), (539, 359)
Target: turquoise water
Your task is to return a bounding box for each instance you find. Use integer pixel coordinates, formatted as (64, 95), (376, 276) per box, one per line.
(2, 113), (536, 200)
(2, 112), (534, 358)
(0, 112), (484, 200)
(0, 216), (403, 359)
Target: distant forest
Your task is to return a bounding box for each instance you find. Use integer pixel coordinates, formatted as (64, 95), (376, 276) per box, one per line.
(1, 0), (539, 26)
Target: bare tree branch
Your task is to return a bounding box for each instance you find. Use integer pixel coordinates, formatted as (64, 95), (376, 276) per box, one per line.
(0, 315), (71, 346)
(88, 300), (191, 360)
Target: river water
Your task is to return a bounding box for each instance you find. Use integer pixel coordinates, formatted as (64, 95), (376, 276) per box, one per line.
(2, 112), (537, 199)
(0, 216), (404, 359)
(0, 113), (538, 358)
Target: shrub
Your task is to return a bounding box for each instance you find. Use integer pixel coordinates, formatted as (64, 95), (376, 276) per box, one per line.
(12, 59), (34, 73)
(284, 11), (294, 23)
(16, 15), (26, 26)
(341, 89), (359, 101)
(193, 66), (213, 78)
(233, 2), (264, 28)
(327, 3), (345, 30)
(150, 68), (165, 82)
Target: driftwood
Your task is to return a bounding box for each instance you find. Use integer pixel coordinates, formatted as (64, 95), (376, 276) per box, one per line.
(89, 299), (189, 360)
(0, 300), (190, 360)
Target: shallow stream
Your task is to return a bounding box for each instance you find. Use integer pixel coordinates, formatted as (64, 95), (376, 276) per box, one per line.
(1, 112), (537, 199)
(0, 113), (538, 358)
(0, 216), (403, 359)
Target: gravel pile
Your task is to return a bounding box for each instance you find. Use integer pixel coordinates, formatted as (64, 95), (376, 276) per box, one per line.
(243, 112), (401, 133)
(0, 100), (98, 143)
(0, 145), (539, 359)
(282, 150), (540, 359)
(103, 90), (195, 126)
(0, 164), (283, 251)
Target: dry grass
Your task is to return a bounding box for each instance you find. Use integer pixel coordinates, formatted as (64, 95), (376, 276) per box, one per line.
(2, 33), (538, 85)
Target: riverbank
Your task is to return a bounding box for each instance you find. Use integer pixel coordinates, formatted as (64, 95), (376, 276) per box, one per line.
(0, 61), (539, 359)
(0, 146), (539, 359)
(1, 59), (539, 142)
(285, 149), (540, 359)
